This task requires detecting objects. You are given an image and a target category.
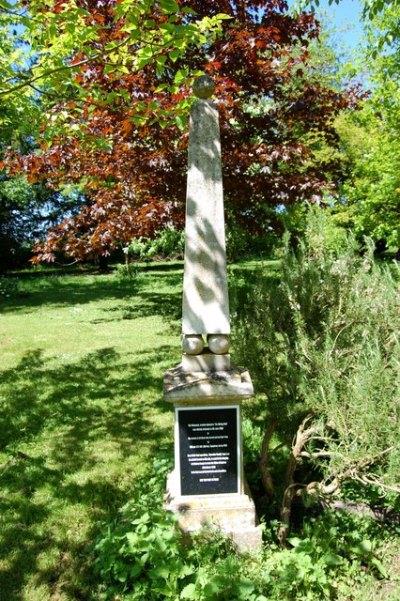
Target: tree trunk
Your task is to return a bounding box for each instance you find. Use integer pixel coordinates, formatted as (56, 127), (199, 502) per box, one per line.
(278, 415), (316, 546)
(97, 255), (109, 272)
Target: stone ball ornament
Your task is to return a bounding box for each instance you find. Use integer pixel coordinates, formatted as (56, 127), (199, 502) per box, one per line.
(182, 334), (205, 355)
(193, 75), (216, 99)
(207, 334), (230, 355)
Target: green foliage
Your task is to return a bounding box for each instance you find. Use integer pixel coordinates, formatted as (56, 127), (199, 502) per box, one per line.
(328, 0), (400, 255)
(0, 0), (228, 128)
(302, 0), (395, 20)
(94, 452), (398, 600)
(95, 456), (254, 601)
(115, 262), (140, 281)
(0, 175), (75, 270)
(233, 207), (400, 499)
(126, 227), (185, 261)
(335, 107), (400, 252)
(0, 10), (39, 140)
(95, 456), (187, 600)
(226, 223), (279, 262)
(1, 262), (399, 599)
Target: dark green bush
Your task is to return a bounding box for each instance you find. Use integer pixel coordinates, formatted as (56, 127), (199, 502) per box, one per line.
(0, 275), (19, 300)
(226, 222), (279, 262)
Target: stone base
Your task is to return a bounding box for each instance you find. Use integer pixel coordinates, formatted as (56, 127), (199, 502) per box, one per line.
(165, 470), (262, 553)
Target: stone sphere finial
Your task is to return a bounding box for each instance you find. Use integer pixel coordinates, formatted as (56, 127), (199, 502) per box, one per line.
(182, 334), (204, 355)
(208, 334), (230, 355)
(193, 75), (215, 99)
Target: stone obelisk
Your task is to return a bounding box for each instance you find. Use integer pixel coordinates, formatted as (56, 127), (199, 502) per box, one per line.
(181, 75), (230, 370)
(164, 76), (262, 552)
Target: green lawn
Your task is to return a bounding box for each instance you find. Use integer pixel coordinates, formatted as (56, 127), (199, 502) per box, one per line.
(0, 265), (186, 600)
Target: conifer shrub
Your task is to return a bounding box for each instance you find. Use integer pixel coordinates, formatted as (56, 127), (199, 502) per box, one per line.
(232, 209), (400, 537)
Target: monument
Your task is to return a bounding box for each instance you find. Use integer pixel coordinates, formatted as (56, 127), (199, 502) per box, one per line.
(164, 75), (262, 552)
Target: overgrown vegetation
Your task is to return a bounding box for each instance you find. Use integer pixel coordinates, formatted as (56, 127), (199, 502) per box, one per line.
(233, 209), (400, 543)
(1, 230), (399, 599)
(91, 212), (400, 600)
(94, 453), (400, 601)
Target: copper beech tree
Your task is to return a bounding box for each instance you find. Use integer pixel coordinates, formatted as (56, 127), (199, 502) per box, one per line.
(8, 0), (358, 262)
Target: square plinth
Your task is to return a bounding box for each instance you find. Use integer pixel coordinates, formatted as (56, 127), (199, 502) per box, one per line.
(165, 470), (262, 553)
(164, 365), (254, 404)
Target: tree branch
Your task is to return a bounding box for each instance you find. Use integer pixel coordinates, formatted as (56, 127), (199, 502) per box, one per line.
(278, 415), (318, 546)
(0, 36), (158, 98)
(259, 419), (276, 497)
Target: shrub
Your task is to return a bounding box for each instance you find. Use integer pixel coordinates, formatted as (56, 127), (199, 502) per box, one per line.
(94, 456), (257, 601)
(126, 227), (185, 262)
(115, 262), (140, 281)
(226, 223), (279, 262)
(232, 208), (400, 541)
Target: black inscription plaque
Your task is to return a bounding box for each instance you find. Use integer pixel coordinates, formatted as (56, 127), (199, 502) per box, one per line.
(177, 406), (239, 496)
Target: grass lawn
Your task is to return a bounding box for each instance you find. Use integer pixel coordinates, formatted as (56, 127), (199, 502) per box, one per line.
(0, 259), (278, 600)
(0, 264), (186, 600)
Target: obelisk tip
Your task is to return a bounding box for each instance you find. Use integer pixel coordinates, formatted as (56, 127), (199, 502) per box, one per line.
(193, 75), (215, 99)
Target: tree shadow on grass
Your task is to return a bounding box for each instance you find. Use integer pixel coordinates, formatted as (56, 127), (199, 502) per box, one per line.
(1, 270), (183, 315)
(91, 289), (183, 327)
(0, 344), (177, 600)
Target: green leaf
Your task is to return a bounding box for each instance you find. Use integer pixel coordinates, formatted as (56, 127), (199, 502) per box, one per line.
(160, 0), (179, 14)
(371, 557), (388, 579)
(175, 114), (186, 130)
(180, 583), (196, 599)
(130, 563), (143, 578)
(215, 12), (233, 20)
(169, 48), (181, 62)
(149, 565), (170, 580)
(288, 536), (302, 548)
(323, 552), (342, 567)
(174, 68), (187, 84)
(352, 539), (373, 556)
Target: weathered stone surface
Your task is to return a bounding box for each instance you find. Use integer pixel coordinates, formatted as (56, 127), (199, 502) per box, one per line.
(182, 334), (204, 355)
(181, 351), (231, 373)
(164, 366), (253, 403)
(163, 79), (261, 555)
(182, 98), (230, 336)
(208, 334), (230, 354)
(192, 75), (215, 99)
(165, 470), (262, 553)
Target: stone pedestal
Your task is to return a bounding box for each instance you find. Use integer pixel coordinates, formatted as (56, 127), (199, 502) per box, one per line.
(164, 366), (263, 552)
